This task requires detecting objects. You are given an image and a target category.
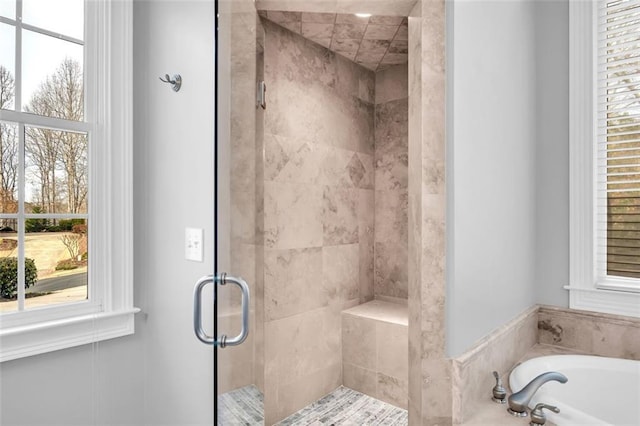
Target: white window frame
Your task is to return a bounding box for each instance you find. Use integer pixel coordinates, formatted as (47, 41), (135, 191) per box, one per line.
(568, 0), (640, 318)
(0, 0), (138, 362)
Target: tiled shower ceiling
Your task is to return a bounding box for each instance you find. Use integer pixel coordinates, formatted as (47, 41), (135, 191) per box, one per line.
(259, 11), (408, 71)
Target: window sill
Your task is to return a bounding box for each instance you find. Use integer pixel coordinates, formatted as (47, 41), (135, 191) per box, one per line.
(564, 285), (640, 319)
(0, 308), (140, 362)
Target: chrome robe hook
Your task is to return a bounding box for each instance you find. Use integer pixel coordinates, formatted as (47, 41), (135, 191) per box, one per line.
(159, 74), (182, 92)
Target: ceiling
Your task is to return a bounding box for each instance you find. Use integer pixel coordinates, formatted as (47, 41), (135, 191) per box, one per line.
(260, 11), (408, 71)
(255, 0), (417, 16)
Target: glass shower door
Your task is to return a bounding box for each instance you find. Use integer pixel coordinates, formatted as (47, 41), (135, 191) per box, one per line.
(213, 0), (263, 424)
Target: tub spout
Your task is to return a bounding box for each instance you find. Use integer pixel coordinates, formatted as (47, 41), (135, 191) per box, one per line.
(507, 371), (568, 417)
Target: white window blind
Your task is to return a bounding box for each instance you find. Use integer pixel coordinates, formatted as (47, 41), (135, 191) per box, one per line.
(596, 0), (640, 286)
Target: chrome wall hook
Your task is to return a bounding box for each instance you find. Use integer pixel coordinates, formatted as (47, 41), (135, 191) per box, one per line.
(159, 74), (182, 92)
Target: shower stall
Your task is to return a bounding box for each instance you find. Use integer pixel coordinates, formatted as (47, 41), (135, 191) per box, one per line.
(0, 0), (450, 424)
(204, 0), (412, 423)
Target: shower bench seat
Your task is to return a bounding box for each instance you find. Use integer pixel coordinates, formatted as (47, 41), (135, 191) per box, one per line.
(341, 300), (408, 409)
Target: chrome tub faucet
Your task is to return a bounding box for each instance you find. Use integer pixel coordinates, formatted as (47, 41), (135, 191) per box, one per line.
(491, 371), (507, 403)
(507, 371), (568, 417)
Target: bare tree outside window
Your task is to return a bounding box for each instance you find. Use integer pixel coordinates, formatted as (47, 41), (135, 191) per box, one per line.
(24, 58), (87, 215)
(0, 59), (88, 311)
(0, 66), (18, 229)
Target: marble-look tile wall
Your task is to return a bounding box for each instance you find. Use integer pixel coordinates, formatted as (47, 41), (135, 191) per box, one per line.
(451, 306), (538, 424)
(538, 305), (640, 360)
(217, 0), (259, 395)
(374, 64), (408, 299)
(254, 17), (266, 395)
(261, 19), (375, 424)
(407, 1), (449, 424)
(342, 301), (409, 409)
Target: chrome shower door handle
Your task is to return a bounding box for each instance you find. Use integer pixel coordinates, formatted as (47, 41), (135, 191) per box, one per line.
(193, 274), (215, 345)
(215, 273), (250, 348)
(192, 273), (250, 347)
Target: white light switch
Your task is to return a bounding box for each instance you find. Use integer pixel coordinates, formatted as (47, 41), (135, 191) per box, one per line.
(185, 228), (204, 262)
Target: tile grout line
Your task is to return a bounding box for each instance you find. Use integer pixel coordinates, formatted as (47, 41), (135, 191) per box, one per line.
(380, 23), (404, 70)
(352, 16), (370, 66)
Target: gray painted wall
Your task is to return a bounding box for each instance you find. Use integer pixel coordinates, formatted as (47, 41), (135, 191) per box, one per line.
(0, 2), (216, 424)
(534, 0), (570, 308)
(447, 0), (571, 356)
(132, 1), (215, 424)
(447, 0), (544, 357)
(0, 335), (145, 425)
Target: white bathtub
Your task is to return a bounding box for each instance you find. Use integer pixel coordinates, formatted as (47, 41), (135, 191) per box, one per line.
(509, 355), (640, 426)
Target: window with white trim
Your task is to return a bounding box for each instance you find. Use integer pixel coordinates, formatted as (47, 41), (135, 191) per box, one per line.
(0, 0), (137, 362)
(569, 0), (640, 318)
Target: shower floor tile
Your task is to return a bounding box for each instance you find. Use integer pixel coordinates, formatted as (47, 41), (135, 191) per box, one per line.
(218, 385), (408, 425)
(276, 387), (408, 426)
(218, 385), (264, 425)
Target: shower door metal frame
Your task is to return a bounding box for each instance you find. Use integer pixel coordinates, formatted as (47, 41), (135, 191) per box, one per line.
(213, 0), (220, 421)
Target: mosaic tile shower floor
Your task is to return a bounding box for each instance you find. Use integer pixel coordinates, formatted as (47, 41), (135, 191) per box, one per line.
(218, 386), (408, 425)
(218, 385), (264, 425)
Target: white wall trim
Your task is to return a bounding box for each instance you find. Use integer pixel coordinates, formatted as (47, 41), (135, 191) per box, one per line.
(0, 309), (138, 362)
(0, 0), (138, 361)
(568, 0), (640, 318)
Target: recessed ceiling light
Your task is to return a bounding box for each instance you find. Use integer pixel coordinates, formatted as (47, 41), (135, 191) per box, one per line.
(355, 13), (371, 18)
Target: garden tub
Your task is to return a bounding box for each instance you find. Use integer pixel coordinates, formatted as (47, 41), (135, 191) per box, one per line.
(509, 354), (640, 426)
